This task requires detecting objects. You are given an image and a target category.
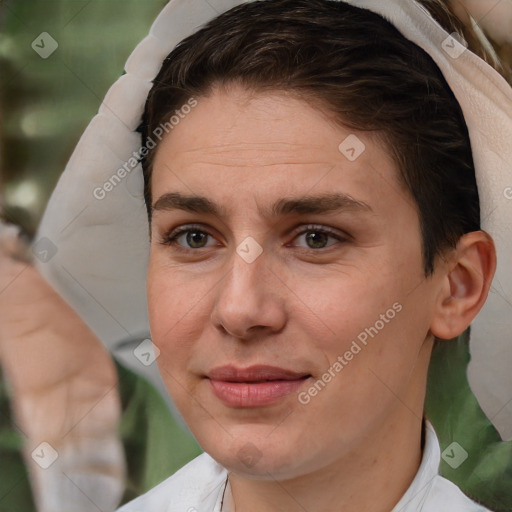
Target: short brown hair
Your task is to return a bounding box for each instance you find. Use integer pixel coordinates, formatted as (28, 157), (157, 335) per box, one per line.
(139, 0), (497, 275)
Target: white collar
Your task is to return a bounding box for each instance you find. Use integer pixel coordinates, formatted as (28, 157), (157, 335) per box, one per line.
(119, 419), (490, 511)
(216, 420), (489, 512)
(390, 420), (440, 511)
(218, 420), (440, 512)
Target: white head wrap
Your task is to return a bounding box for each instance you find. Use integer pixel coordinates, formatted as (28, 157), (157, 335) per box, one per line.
(34, 0), (512, 440)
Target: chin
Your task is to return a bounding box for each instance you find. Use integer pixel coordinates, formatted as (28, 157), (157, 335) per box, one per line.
(199, 426), (311, 480)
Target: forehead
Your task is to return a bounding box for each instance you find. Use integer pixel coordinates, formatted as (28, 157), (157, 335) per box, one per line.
(150, 85), (407, 213)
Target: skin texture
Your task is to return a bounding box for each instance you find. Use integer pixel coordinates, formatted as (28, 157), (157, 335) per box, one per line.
(147, 84), (496, 512)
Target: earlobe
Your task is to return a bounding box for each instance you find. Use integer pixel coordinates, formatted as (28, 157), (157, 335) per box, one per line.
(430, 231), (496, 340)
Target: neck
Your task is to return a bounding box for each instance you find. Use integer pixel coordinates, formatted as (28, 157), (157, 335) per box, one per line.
(228, 413), (423, 512)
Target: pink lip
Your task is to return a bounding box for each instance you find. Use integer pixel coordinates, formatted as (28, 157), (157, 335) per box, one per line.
(206, 365), (311, 408)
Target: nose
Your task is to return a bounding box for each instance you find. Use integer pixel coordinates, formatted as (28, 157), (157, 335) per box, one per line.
(210, 242), (286, 341)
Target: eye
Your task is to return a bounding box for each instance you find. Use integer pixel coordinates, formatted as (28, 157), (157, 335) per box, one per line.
(291, 225), (347, 250)
(160, 224), (218, 250)
(160, 223), (348, 252)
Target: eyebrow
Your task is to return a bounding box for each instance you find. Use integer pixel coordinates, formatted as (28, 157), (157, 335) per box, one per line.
(152, 192), (373, 218)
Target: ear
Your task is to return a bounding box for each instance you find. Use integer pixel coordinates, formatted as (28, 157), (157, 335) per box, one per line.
(430, 231), (497, 340)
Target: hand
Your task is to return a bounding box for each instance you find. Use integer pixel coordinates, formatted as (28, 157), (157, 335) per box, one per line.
(0, 222), (125, 511)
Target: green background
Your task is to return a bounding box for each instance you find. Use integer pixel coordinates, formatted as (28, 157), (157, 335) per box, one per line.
(0, 0), (166, 235)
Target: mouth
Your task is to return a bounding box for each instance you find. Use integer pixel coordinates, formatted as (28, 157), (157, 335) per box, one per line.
(206, 365), (312, 407)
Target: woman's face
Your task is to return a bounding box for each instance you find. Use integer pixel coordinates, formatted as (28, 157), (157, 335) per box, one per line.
(147, 84), (443, 479)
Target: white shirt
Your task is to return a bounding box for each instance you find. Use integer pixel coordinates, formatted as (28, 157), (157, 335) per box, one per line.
(116, 421), (491, 512)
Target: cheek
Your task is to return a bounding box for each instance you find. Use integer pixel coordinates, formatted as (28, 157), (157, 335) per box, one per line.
(147, 264), (196, 359)
(291, 255), (428, 395)
(290, 265), (404, 352)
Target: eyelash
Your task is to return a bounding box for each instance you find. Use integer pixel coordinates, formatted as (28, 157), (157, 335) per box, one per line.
(159, 223), (348, 252)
